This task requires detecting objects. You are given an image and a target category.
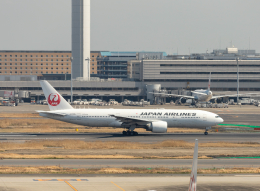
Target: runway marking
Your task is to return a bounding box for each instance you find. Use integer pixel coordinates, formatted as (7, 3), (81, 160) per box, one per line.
(65, 181), (78, 191)
(111, 181), (125, 191)
(235, 175), (260, 177)
(33, 179), (88, 181)
(0, 135), (37, 137)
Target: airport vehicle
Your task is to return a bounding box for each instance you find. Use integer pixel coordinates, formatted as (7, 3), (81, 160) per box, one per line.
(37, 81), (223, 136)
(72, 99), (83, 105)
(153, 72), (248, 104)
(82, 99), (89, 105)
(240, 98), (256, 105)
(189, 139), (198, 191)
(30, 97), (36, 104)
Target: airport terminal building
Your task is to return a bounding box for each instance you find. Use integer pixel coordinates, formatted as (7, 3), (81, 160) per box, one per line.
(1, 49), (260, 102)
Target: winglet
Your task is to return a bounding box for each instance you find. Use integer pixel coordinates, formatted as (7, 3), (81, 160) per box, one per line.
(188, 139), (198, 191)
(40, 80), (73, 111)
(208, 72), (211, 91)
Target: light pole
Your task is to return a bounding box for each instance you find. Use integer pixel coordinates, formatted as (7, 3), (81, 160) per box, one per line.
(236, 57), (239, 104)
(70, 57), (73, 103)
(85, 57), (90, 81)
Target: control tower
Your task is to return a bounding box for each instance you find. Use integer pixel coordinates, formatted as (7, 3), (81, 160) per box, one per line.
(72, 0), (90, 80)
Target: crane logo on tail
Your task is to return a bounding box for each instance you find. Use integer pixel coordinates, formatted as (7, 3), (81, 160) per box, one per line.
(48, 93), (61, 106)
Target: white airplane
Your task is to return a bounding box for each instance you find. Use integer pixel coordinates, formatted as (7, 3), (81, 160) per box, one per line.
(153, 72), (247, 103)
(188, 139), (198, 191)
(37, 81), (223, 136)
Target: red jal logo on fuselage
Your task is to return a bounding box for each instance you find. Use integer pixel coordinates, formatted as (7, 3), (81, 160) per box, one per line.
(48, 93), (61, 106)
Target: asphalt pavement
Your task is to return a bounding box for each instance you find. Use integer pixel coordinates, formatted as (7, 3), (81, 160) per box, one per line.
(1, 159), (260, 169)
(0, 132), (259, 143)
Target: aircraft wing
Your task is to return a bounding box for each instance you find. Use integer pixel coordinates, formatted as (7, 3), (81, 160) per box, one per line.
(188, 139), (198, 191)
(150, 92), (194, 99)
(166, 94), (194, 99)
(109, 114), (157, 125)
(212, 93), (259, 99)
(191, 91), (207, 95)
(36, 110), (67, 117)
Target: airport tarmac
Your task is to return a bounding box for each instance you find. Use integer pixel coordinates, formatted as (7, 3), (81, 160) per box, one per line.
(1, 159), (260, 168)
(0, 132), (259, 143)
(0, 175), (259, 191)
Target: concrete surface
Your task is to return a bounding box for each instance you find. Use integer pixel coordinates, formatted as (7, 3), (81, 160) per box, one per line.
(0, 175), (259, 191)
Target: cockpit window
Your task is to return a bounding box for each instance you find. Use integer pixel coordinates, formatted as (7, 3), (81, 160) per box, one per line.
(215, 116), (220, 118)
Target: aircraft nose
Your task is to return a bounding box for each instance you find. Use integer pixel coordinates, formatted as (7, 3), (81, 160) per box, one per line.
(219, 117), (224, 123)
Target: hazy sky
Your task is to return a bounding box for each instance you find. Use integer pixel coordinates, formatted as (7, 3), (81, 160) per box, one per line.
(0, 0), (260, 54)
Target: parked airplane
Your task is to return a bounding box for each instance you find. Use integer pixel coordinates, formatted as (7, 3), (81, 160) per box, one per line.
(152, 72), (247, 104)
(189, 139), (198, 191)
(37, 81), (223, 135)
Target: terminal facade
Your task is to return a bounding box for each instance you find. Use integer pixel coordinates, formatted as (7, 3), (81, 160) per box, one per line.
(0, 49), (260, 102)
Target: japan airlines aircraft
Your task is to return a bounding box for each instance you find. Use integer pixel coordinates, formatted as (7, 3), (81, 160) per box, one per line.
(153, 72), (245, 103)
(37, 81), (223, 136)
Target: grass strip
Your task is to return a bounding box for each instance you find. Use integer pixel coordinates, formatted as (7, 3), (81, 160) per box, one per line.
(0, 140), (259, 151)
(0, 166), (259, 174)
(219, 124), (260, 128)
(218, 156), (260, 159)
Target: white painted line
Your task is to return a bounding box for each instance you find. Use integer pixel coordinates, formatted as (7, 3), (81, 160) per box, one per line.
(235, 175), (260, 177)
(0, 135), (37, 137)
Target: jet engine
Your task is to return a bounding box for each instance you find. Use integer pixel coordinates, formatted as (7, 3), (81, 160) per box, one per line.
(216, 98), (222, 103)
(180, 97), (187, 104)
(146, 121), (167, 133)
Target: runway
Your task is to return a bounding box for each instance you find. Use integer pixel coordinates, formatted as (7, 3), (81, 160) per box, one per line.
(0, 132), (259, 143)
(0, 175), (259, 191)
(2, 159), (260, 168)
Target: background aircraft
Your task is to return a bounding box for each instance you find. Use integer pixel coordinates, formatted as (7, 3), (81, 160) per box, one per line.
(153, 72), (251, 104)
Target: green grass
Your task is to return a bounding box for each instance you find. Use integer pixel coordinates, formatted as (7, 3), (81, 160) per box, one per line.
(219, 124), (260, 128)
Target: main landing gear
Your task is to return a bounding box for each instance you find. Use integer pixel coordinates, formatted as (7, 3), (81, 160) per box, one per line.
(204, 127), (211, 135)
(122, 131), (138, 136)
(122, 125), (138, 136)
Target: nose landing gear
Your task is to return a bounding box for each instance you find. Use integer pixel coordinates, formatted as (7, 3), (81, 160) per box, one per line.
(204, 127), (211, 135)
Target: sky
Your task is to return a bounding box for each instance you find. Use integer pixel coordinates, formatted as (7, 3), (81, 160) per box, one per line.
(0, 0), (260, 54)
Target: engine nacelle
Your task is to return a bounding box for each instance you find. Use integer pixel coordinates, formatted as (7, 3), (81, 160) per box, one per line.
(180, 97), (187, 103)
(147, 121), (167, 133)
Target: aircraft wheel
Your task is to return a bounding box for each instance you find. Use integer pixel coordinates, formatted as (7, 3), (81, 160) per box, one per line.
(134, 132), (138, 136)
(122, 131), (127, 135)
(204, 132), (208, 135)
(126, 131), (131, 136)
